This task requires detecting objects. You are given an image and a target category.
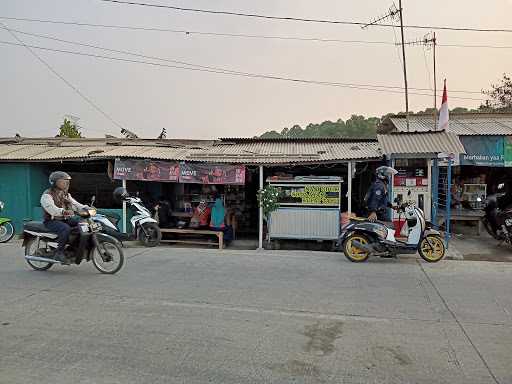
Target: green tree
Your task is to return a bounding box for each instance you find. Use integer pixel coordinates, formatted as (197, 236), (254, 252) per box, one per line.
(57, 118), (82, 138)
(482, 73), (512, 112)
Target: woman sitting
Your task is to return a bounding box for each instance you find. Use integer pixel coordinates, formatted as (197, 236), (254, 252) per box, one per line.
(210, 197), (234, 246)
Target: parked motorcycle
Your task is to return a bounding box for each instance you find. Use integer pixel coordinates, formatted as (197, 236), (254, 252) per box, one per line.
(339, 191), (445, 262)
(22, 206), (124, 274)
(482, 182), (512, 243)
(92, 188), (162, 247)
(0, 201), (15, 243)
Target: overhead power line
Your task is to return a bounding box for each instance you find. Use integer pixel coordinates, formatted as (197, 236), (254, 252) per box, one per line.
(0, 39), (485, 101)
(98, 0), (512, 33)
(1, 16), (511, 49)
(0, 26), (485, 95)
(0, 23), (126, 134)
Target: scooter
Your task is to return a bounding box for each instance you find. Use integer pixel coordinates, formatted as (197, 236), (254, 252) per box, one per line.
(482, 182), (512, 244)
(338, 191), (445, 263)
(92, 192), (162, 247)
(22, 206), (124, 274)
(0, 201), (15, 243)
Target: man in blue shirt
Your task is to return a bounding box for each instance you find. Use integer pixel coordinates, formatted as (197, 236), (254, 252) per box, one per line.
(366, 166), (398, 222)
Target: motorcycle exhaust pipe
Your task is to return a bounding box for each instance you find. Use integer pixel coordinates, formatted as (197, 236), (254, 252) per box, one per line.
(24, 255), (61, 264)
(352, 241), (374, 253)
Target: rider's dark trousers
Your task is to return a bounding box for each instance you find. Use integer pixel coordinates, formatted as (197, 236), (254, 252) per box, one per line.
(44, 218), (79, 251)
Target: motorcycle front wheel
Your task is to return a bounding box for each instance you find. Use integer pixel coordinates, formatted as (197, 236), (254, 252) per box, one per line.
(343, 233), (371, 262)
(0, 221), (15, 243)
(139, 222), (162, 247)
(92, 239), (124, 274)
(418, 235), (445, 263)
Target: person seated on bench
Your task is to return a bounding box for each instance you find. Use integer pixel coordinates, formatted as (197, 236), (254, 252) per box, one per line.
(210, 196), (233, 246)
(190, 198), (211, 229)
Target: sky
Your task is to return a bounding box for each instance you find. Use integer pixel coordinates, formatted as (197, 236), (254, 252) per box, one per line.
(1, 0), (511, 139)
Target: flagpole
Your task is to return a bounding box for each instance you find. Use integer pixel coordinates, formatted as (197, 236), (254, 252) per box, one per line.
(433, 32), (437, 131)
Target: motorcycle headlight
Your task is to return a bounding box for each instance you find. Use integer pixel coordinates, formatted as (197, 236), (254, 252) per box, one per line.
(88, 208), (97, 217)
(0, 201), (4, 210)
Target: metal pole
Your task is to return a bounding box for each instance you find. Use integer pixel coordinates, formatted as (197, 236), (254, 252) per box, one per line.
(258, 165), (264, 250)
(398, 0), (410, 131)
(122, 178), (127, 233)
(445, 158), (452, 248)
(433, 32), (437, 130)
(432, 158), (439, 227)
(347, 162), (353, 214)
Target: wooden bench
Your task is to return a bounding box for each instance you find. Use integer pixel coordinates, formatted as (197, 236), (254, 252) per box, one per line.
(160, 228), (224, 249)
(437, 209), (484, 236)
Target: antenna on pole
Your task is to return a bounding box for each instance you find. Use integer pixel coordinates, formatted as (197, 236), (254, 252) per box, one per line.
(363, 2), (410, 131)
(397, 0), (410, 131)
(400, 32), (437, 130)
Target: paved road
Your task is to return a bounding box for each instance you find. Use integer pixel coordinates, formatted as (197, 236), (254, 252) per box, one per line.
(1, 241), (511, 384)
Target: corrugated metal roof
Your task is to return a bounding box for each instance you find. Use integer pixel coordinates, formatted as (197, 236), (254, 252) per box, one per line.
(193, 141), (381, 163)
(383, 113), (512, 135)
(377, 131), (466, 156)
(0, 140), (381, 164)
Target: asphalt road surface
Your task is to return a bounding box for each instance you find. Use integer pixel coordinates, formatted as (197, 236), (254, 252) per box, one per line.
(1, 241), (511, 384)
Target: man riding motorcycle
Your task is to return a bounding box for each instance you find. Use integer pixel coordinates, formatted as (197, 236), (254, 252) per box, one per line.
(40, 171), (88, 264)
(366, 166), (398, 222)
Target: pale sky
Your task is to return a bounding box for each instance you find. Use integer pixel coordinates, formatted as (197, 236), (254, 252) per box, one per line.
(1, 0), (511, 138)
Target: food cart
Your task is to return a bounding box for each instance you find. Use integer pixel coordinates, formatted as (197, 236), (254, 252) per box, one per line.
(267, 176), (343, 241)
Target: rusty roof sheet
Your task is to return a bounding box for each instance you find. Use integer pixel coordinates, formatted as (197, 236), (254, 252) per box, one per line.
(385, 114), (512, 135)
(377, 131), (466, 156)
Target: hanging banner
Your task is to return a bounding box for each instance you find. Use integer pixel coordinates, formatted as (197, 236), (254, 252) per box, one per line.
(459, 136), (504, 167)
(179, 163), (245, 185)
(504, 136), (512, 167)
(113, 159), (180, 182)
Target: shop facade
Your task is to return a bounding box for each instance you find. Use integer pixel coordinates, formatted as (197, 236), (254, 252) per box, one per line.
(0, 136), (381, 249)
(379, 113), (512, 238)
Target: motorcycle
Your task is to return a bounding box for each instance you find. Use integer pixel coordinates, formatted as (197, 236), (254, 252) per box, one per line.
(0, 201), (15, 243)
(338, 191), (446, 263)
(92, 191), (162, 247)
(22, 206), (124, 274)
(482, 182), (512, 243)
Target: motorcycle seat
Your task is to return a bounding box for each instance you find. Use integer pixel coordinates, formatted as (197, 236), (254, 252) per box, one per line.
(378, 221), (396, 230)
(24, 221), (55, 234)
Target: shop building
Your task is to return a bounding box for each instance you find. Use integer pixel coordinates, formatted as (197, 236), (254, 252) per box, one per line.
(0, 136), (382, 249)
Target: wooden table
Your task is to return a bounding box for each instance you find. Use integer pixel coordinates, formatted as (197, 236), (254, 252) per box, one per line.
(437, 209), (484, 236)
(160, 228), (224, 249)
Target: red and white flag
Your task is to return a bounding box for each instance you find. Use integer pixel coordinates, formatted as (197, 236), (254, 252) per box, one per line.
(437, 79), (449, 131)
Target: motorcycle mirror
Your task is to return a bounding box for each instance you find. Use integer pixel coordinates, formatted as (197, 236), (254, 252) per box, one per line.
(91, 195), (96, 206)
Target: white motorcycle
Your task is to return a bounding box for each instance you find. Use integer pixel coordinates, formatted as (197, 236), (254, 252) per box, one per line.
(339, 191), (446, 263)
(92, 188), (162, 247)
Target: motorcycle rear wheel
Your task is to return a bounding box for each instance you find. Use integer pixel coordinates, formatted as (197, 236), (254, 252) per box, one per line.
(0, 221), (15, 243)
(418, 235), (445, 263)
(343, 234), (371, 262)
(24, 238), (53, 271)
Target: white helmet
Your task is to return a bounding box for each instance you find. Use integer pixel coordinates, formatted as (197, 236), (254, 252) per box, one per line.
(376, 166), (398, 180)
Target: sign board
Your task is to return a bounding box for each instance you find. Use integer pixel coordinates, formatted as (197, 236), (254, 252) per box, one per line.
(278, 184), (340, 206)
(113, 159), (180, 182)
(179, 163), (245, 185)
(114, 160), (245, 184)
(504, 136), (512, 167)
(459, 136), (504, 167)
